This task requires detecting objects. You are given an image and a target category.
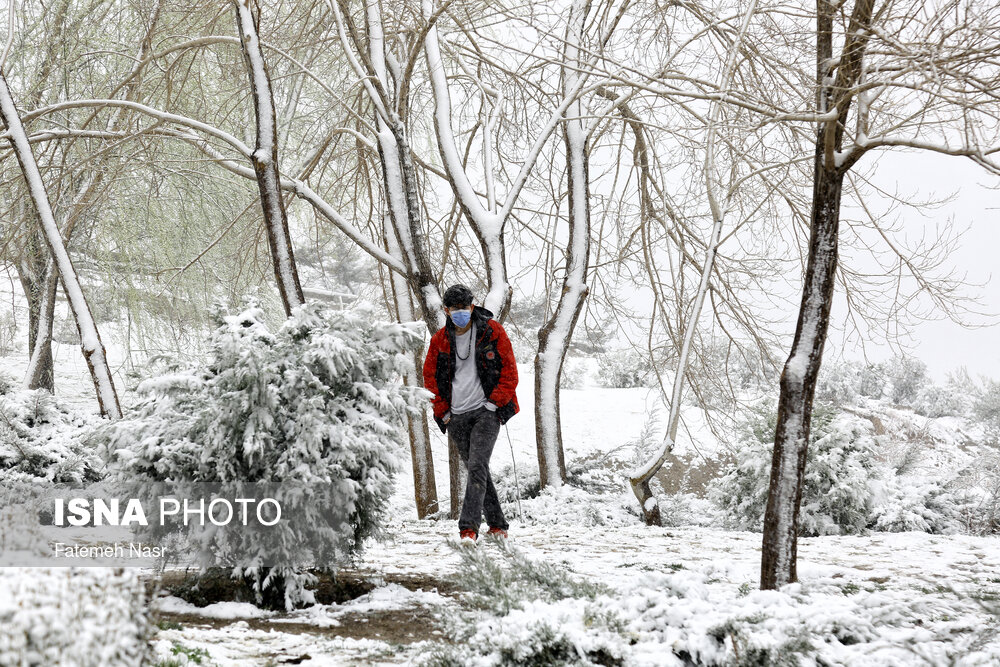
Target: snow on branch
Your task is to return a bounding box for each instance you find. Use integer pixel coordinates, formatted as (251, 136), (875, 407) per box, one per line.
(0, 69), (122, 418)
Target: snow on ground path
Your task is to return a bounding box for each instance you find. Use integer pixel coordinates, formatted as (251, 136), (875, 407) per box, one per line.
(151, 623), (409, 667)
(149, 581), (452, 666)
(364, 514), (1000, 597)
(356, 513), (1000, 665)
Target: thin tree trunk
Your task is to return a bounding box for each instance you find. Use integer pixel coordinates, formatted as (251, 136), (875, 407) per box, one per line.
(627, 0), (760, 524)
(448, 436), (466, 520)
(233, 0), (305, 317)
(362, 0), (441, 518)
(15, 0), (71, 391)
(405, 350), (439, 518)
(388, 123), (443, 328)
(0, 68), (122, 418)
(24, 258), (59, 391)
(534, 0), (592, 489)
(18, 223), (57, 391)
(382, 125), (443, 519)
(382, 210), (440, 519)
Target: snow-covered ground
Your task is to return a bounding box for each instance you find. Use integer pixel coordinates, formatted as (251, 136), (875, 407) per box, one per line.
(2, 333), (1000, 665)
(137, 481), (1000, 665)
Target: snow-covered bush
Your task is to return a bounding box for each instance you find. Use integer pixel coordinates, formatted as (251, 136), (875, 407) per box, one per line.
(492, 455), (640, 529)
(103, 302), (425, 609)
(656, 492), (717, 528)
(0, 381), (101, 488)
(709, 402), (879, 536)
(858, 361), (887, 399)
(870, 478), (964, 534)
(419, 545), (627, 666)
(887, 356), (927, 407)
(815, 360), (861, 406)
(423, 546), (944, 667)
(913, 383), (969, 419)
(973, 380), (1000, 444)
(951, 449), (1000, 535)
(0, 568), (150, 666)
(597, 349), (653, 388)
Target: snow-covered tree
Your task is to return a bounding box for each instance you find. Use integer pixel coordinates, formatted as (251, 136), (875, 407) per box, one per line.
(628, 0), (762, 524)
(974, 380), (1000, 444)
(0, 67), (122, 419)
(0, 376), (101, 488)
(533, 0), (596, 489)
(104, 302), (424, 609)
(232, 0), (305, 317)
(761, 0), (1000, 589)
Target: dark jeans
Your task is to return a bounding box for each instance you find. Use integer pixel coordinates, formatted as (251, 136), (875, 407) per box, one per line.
(448, 406), (509, 533)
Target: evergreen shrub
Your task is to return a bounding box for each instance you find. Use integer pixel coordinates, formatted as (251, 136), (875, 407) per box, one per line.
(0, 568), (150, 666)
(0, 379), (100, 488)
(709, 402), (879, 536)
(104, 302), (425, 609)
(596, 349), (653, 388)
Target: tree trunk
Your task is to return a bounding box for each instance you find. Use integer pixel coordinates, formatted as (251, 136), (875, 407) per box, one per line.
(233, 0), (305, 317)
(382, 210), (440, 519)
(626, 0), (760, 524)
(0, 68), (122, 419)
(23, 257), (59, 392)
(383, 129), (443, 518)
(406, 349), (439, 517)
(759, 0), (875, 591)
(388, 123), (444, 328)
(18, 226), (57, 392)
(384, 133), (443, 518)
(360, 0), (443, 518)
(448, 436), (467, 520)
(760, 158), (842, 589)
(14, 0), (71, 391)
(534, 0), (592, 489)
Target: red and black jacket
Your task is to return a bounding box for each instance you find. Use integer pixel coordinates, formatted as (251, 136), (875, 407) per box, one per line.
(422, 306), (519, 433)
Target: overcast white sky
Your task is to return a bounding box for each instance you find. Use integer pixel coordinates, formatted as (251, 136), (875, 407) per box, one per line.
(832, 150), (999, 382)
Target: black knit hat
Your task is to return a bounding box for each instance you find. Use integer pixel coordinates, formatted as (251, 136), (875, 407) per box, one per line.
(443, 284), (474, 308)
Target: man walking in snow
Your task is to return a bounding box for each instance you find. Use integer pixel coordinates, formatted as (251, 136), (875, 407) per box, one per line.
(423, 284), (519, 545)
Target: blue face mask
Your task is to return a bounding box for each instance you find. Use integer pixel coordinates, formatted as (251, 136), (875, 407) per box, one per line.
(450, 309), (472, 328)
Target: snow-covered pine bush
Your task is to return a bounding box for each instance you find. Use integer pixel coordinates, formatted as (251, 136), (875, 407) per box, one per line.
(870, 478), (964, 534)
(419, 545), (626, 666)
(596, 349), (653, 388)
(949, 448), (1000, 535)
(913, 383), (969, 419)
(887, 355), (928, 407)
(104, 302), (425, 609)
(973, 379), (1000, 444)
(0, 378), (101, 489)
(0, 568), (150, 666)
(709, 402), (879, 536)
(815, 360), (861, 406)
